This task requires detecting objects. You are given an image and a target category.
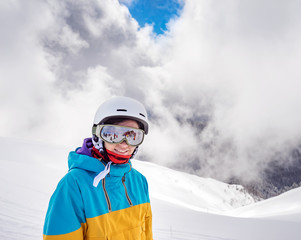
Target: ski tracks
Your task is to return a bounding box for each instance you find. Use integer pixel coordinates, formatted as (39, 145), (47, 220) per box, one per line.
(154, 228), (236, 240)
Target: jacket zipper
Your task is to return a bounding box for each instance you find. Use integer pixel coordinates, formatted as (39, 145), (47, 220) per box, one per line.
(122, 175), (133, 207)
(102, 178), (112, 212)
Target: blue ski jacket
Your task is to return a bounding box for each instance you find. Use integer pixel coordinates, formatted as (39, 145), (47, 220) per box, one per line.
(43, 150), (153, 239)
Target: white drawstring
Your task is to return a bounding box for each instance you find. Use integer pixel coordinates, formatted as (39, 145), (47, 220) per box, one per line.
(93, 161), (112, 187)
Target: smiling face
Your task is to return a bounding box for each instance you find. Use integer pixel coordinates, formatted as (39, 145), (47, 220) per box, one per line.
(103, 119), (139, 155)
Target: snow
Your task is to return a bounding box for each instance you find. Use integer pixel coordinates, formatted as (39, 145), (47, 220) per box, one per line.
(228, 187), (301, 219)
(0, 136), (300, 240)
(133, 160), (254, 212)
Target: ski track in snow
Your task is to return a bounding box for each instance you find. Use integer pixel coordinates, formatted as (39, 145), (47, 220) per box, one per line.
(155, 228), (235, 240)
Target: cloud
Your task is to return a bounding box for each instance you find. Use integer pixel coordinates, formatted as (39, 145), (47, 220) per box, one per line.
(1, 0), (301, 184)
(0, 0), (156, 145)
(155, 0), (301, 181)
(0, 1), (56, 138)
(118, 0), (137, 7)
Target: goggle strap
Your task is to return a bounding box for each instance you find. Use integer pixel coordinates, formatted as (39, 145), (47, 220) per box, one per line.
(92, 125), (98, 136)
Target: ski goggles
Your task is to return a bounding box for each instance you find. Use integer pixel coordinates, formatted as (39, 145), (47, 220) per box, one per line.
(92, 124), (145, 146)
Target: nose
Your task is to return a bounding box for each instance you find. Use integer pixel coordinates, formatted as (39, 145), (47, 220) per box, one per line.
(118, 140), (129, 147)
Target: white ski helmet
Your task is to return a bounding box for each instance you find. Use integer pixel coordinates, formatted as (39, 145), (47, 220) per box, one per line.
(93, 96), (149, 134)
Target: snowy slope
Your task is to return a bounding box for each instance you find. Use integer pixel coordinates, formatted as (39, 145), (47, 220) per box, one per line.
(0, 137), (300, 240)
(228, 186), (301, 219)
(133, 160), (254, 212)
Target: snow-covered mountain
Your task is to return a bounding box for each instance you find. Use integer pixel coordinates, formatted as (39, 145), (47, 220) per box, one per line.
(0, 137), (300, 240)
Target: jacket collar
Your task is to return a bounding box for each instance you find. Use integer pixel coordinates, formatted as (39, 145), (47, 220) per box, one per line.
(68, 151), (132, 177)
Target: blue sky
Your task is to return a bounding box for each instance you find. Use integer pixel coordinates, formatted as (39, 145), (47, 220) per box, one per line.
(121, 0), (183, 34)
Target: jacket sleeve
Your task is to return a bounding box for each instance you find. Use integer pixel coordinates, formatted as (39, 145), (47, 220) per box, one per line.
(43, 172), (87, 240)
(144, 178), (153, 240)
(145, 203), (153, 240)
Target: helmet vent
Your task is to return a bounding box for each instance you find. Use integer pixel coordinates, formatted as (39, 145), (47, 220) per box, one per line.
(116, 109), (127, 112)
(139, 113), (145, 118)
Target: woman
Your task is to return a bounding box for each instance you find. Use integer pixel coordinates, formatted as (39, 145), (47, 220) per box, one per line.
(43, 96), (153, 240)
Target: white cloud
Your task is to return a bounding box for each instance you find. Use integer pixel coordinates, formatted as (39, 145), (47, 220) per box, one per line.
(0, 1), (56, 138)
(1, 0), (301, 183)
(118, 0), (137, 7)
(158, 0), (301, 180)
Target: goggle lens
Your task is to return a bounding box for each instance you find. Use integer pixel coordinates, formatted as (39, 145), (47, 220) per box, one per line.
(96, 125), (144, 146)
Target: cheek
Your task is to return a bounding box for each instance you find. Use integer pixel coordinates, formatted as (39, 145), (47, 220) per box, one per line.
(129, 146), (137, 155)
(104, 142), (115, 152)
